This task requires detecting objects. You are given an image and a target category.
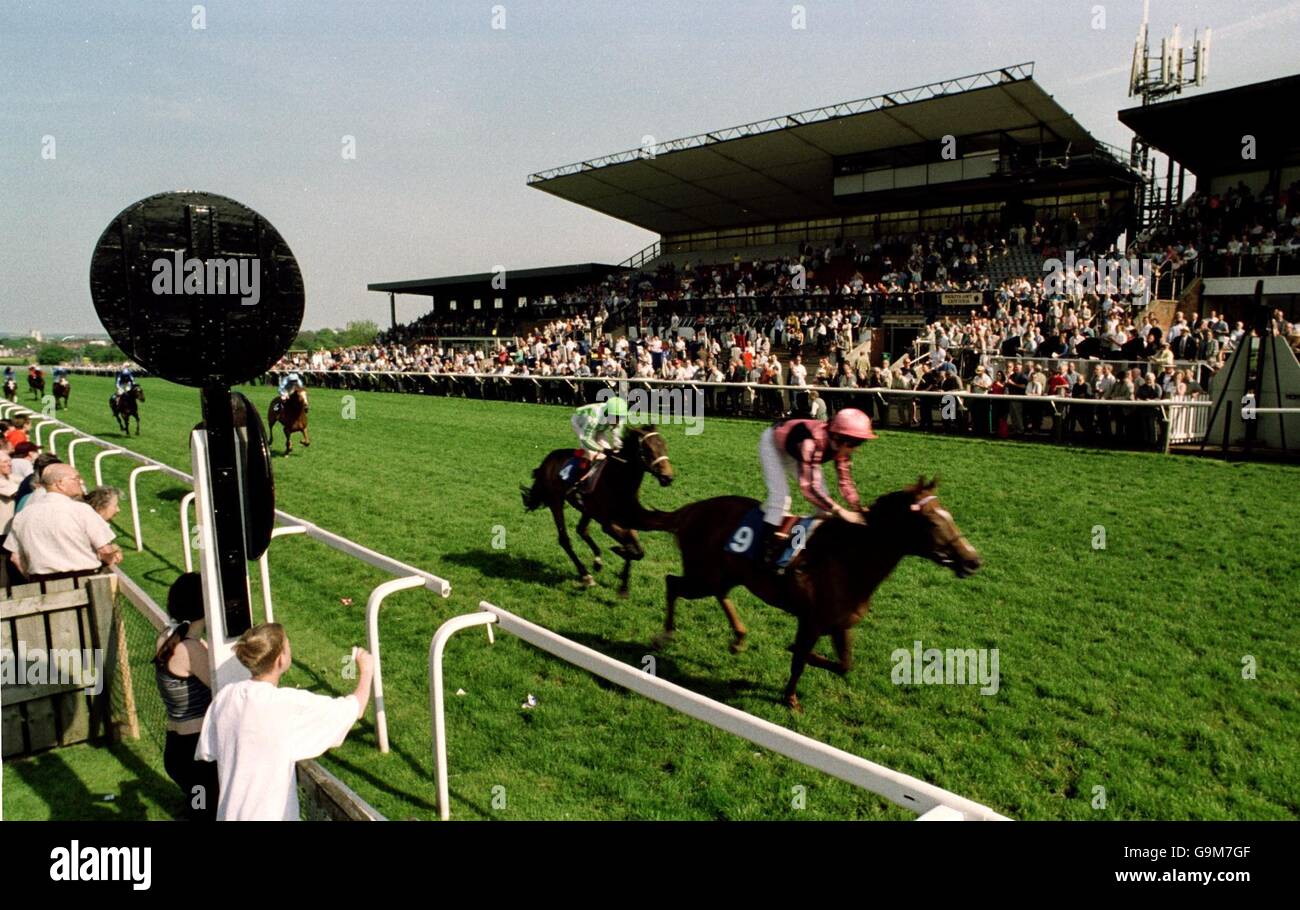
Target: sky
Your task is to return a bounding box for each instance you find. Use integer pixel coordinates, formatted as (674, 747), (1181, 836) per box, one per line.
(2, 0), (1298, 334)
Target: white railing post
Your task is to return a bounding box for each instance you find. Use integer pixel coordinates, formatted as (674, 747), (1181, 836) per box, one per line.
(94, 448), (125, 487)
(429, 611), (499, 819)
(31, 417), (56, 447)
(256, 525), (307, 623)
(46, 426), (75, 457)
(66, 437), (98, 474)
(366, 575), (429, 754)
(128, 464), (163, 551)
(180, 492), (197, 573)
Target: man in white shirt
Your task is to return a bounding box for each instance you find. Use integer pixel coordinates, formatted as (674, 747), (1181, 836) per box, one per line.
(197, 624), (374, 821)
(4, 463), (121, 580)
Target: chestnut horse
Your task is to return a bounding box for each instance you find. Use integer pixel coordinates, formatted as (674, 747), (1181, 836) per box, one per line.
(639, 478), (981, 710)
(53, 376), (70, 409)
(28, 371), (44, 400)
(522, 423), (673, 597)
(267, 387), (310, 455)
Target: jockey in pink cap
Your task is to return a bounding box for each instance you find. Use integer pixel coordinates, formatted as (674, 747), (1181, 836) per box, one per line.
(758, 408), (877, 566)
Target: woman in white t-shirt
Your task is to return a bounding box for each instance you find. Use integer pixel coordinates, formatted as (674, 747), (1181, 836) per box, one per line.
(197, 623), (373, 821)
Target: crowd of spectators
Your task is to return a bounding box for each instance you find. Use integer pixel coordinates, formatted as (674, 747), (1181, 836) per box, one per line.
(1132, 179), (1300, 283)
(2, 415), (124, 587)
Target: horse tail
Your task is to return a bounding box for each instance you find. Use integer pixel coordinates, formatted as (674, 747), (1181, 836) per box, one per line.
(637, 507), (683, 533)
(520, 467), (545, 512)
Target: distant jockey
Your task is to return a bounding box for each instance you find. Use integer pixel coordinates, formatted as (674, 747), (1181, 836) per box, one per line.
(758, 408), (876, 566)
(110, 366), (135, 409)
(278, 371), (304, 400)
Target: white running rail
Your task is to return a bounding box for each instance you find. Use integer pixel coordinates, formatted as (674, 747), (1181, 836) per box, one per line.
(428, 601), (1009, 822)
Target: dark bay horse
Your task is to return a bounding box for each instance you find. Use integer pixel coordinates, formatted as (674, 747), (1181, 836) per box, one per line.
(110, 384), (144, 435)
(522, 423), (673, 596)
(267, 388), (310, 454)
(2, 379), (15, 403)
(28, 371), (44, 400)
(640, 478), (981, 710)
(53, 376), (70, 409)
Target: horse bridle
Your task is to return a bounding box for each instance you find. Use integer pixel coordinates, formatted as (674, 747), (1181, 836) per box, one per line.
(638, 430), (670, 471)
(911, 494), (966, 563)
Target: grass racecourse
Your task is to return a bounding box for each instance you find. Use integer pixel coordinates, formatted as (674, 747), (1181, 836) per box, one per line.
(4, 374), (1299, 821)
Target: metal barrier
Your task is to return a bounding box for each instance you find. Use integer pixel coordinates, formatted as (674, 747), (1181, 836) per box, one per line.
(2, 401), (452, 597)
(428, 601), (1009, 822)
(128, 464), (164, 551)
(258, 525), (307, 622)
(46, 426), (75, 457)
(366, 575), (429, 754)
(65, 437), (99, 474)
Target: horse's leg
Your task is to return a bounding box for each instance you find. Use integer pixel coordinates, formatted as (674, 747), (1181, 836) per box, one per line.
(299, 422), (311, 447)
(800, 628), (852, 676)
(575, 515), (603, 573)
(652, 571), (709, 649)
(603, 524), (642, 598)
(549, 501), (592, 586)
(717, 595), (747, 653)
(782, 620), (822, 712)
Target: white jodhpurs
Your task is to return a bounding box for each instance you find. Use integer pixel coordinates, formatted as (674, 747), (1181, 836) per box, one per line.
(759, 426), (797, 525)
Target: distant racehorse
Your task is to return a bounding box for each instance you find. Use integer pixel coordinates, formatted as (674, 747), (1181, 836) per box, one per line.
(53, 376), (70, 409)
(28, 371), (44, 400)
(267, 387), (311, 455)
(110, 384), (145, 435)
(2, 379), (15, 403)
(521, 423), (673, 597)
(640, 478), (982, 710)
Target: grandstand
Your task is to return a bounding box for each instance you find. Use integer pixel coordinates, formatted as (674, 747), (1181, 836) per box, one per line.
(1119, 73), (1300, 328)
(372, 63), (1143, 357)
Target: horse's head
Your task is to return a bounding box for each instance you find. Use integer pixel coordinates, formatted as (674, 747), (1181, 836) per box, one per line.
(869, 477), (981, 578)
(629, 423), (673, 487)
(133, 385), (145, 402)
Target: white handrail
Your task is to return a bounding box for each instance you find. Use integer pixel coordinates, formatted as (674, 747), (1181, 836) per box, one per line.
(366, 575), (431, 754)
(129, 465), (164, 551)
(428, 601), (1009, 822)
(257, 525), (307, 623)
(4, 403), (452, 597)
(30, 416), (56, 447)
(65, 437), (99, 474)
(429, 612), (500, 818)
(94, 448), (126, 487)
(46, 426), (75, 457)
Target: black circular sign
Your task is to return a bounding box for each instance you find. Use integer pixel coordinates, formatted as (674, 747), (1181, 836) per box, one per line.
(90, 191), (304, 387)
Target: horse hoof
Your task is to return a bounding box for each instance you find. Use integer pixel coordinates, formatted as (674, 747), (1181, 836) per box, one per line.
(784, 695), (803, 713)
(729, 635), (747, 654)
(651, 631), (674, 650)
(618, 588), (630, 599)
(302, 441), (311, 447)
(579, 574), (596, 588)
(592, 557), (603, 573)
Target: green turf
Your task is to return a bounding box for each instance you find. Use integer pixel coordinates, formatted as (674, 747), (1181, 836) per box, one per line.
(4, 376), (1298, 820)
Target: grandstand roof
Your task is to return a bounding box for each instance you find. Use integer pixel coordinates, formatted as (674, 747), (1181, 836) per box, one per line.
(1118, 74), (1300, 177)
(528, 63), (1129, 235)
(368, 262), (623, 299)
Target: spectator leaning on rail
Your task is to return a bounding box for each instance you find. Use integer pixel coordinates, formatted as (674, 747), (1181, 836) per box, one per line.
(0, 452), (17, 586)
(196, 623), (373, 821)
(3, 463), (122, 583)
(154, 572), (219, 821)
(9, 441), (38, 483)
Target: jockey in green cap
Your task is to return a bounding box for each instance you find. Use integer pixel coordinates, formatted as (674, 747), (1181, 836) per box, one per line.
(567, 395), (631, 494)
